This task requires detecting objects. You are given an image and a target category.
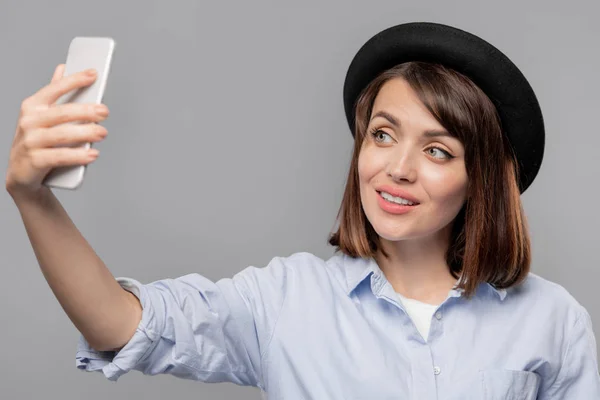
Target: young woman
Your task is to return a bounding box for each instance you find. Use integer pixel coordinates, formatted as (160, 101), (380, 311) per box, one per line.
(6, 22), (599, 399)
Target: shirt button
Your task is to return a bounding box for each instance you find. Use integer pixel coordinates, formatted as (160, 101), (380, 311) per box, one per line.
(435, 311), (443, 320)
(433, 366), (441, 375)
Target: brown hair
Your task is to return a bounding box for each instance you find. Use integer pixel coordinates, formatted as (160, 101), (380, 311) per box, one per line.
(328, 61), (531, 297)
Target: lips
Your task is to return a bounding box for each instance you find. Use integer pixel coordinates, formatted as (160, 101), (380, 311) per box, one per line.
(375, 185), (420, 204)
(375, 190), (418, 214)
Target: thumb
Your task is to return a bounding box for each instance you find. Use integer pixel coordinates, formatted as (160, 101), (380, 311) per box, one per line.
(50, 64), (65, 84)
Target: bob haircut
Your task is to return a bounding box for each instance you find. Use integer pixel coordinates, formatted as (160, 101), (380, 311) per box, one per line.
(329, 61), (531, 298)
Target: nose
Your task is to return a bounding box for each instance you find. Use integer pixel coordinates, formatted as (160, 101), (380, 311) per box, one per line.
(386, 150), (417, 183)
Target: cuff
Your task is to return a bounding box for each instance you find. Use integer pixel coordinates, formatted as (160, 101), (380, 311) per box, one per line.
(75, 277), (164, 381)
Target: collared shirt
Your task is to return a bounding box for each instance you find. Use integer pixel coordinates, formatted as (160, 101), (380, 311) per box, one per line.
(396, 292), (440, 341)
(75, 252), (600, 399)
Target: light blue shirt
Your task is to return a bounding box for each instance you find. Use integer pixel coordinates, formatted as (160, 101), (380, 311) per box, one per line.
(76, 252), (600, 399)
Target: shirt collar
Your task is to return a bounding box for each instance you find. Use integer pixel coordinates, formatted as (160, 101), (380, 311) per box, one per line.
(342, 254), (508, 301)
(487, 283), (508, 301)
(343, 255), (379, 295)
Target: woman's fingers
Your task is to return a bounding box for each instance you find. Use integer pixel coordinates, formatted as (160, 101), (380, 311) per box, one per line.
(21, 102), (109, 129)
(29, 68), (98, 106)
(24, 122), (107, 150)
(28, 146), (99, 171)
(50, 64), (66, 84)
(6, 65), (107, 194)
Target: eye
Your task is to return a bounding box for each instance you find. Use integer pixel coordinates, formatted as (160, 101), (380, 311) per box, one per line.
(426, 146), (453, 160)
(369, 128), (393, 143)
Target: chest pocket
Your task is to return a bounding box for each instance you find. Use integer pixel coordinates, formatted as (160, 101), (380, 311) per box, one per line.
(479, 369), (541, 400)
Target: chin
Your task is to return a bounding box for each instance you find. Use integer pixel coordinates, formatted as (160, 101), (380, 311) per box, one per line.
(367, 205), (447, 242)
(373, 226), (427, 242)
(370, 214), (457, 246)
(368, 218), (421, 241)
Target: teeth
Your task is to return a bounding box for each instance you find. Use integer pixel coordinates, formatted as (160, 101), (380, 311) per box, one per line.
(380, 191), (416, 206)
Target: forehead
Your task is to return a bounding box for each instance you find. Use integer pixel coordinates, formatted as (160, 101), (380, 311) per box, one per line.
(370, 78), (441, 128)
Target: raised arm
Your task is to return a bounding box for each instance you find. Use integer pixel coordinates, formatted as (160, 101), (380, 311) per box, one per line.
(6, 65), (141, 351)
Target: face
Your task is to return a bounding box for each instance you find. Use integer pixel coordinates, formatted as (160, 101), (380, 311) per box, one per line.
(358, 78), (468, 243)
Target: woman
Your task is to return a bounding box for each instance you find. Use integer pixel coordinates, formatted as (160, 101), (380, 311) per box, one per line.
(6, 22), (599, 399)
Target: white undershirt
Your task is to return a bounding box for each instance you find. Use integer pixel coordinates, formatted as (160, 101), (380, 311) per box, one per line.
(396, 292), (439, 342)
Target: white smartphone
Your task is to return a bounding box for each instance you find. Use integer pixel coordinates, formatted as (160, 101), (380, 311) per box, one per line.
(42, 36), (116, 190)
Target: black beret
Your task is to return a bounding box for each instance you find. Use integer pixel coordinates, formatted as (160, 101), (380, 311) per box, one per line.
(343, 21), (545, 193)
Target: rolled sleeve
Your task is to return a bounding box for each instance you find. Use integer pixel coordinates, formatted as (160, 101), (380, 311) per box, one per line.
(75, 277), (164, 381)
(75, 255), (294, 388)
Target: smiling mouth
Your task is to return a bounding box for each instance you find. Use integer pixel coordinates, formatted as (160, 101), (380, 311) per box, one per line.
(376, 190), (420, 206)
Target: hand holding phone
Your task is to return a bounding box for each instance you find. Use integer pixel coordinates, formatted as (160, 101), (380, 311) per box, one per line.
(6, 63), (112, 197)
(41, 37), (115, 190)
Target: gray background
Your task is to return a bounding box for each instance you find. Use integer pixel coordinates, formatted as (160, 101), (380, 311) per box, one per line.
(1, 0), (598, 398)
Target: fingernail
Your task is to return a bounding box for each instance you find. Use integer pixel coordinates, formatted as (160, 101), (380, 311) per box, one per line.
(86, 68), (97, 76)
(95, 105), (109, 116)
(89, 149), (99, 157)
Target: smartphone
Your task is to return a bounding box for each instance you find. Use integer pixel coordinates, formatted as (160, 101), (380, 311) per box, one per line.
(42, 36), (115, 190)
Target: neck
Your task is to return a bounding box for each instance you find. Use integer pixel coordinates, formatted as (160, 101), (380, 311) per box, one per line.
(374, 224), (457, 305)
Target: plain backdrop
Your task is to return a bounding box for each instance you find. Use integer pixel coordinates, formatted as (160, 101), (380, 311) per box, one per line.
(1, 0), (598, 398)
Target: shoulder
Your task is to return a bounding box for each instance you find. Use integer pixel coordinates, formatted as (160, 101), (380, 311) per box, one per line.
(507, 272), (590, 327)
(254, 251), (347, 273)
(513, 274), (599, 395)
(231, 251), (337, 280)
(231, 251), (353, 292)
(268, 251), (361, 286)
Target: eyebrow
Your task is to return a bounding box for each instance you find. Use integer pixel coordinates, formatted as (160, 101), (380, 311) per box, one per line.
(370, 110), (452, 138)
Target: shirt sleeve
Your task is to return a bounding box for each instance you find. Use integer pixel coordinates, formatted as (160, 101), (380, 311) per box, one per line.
(75, 254), (295, 388)
(538, 306), (600, 399)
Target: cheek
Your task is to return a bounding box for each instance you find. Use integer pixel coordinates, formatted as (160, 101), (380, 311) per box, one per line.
(422, 165), (468, 206)
(358, 150), (381, 207)
(358, 148), (379, 183)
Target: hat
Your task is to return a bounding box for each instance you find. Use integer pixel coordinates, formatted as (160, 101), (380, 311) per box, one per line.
(343, 22), (545, 193)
